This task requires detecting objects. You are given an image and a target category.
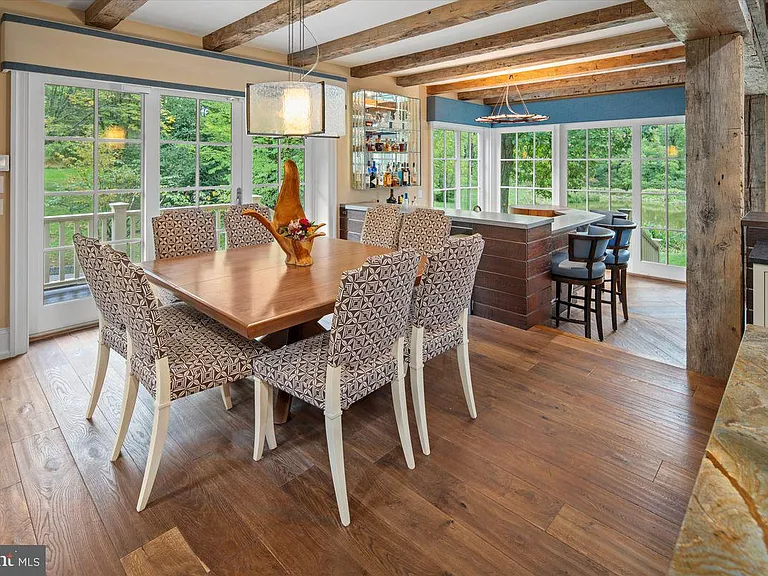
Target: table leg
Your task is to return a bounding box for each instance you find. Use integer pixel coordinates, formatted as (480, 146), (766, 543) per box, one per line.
(262, 321), (328, 425)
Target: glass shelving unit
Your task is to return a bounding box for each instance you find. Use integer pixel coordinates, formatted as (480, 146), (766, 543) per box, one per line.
(351, 90), (421, 190)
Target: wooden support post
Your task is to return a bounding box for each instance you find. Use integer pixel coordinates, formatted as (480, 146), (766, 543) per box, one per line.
(745, 94), (768, 212)
(686, 34), (746, 380)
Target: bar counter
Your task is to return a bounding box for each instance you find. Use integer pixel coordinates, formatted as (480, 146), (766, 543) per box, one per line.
(339, 203), (603, 329)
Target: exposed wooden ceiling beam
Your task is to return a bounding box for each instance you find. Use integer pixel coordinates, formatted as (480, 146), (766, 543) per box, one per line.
(432, 46), (685, 97)
(479, 62), (685, 104)
(350, 0), (656, 78)
(645, 0), (768, 94)
(288, 0), (545, 67)
(85, 0), (148, 30)
(203, 0), (349, 53)
(396, 27), (679, 87)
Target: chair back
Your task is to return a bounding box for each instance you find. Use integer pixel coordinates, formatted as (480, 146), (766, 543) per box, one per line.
(568, 225), (614, 276)
(410, 234), (485, 331)
(152, 208), (217, 259)
(397, 208), (451, 254)
(73, 234), (124, 327)
(105, 246), (166, 362)
(361, 204), (402, 249)
(328, 250), (420, 368)
(591, 209), (629, 226)
(603, 219), (637, 250)
(225, 203), (273, 248)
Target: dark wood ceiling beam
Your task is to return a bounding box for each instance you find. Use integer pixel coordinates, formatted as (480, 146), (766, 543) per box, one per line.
(85, 0), (148, 30)
(644, 0), (768, 93)
(446, 46), (685, 99)
(396, 27), (679, 87)
(288, 0), (545, 66)
(479, 62), (685, 104)
(203, 0), (349, 53)
(351, 0), (656, 78)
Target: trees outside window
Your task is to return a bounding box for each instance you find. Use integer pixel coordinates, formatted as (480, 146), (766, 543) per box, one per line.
(432, 128), (480, 210)
(252, 136), (305, 209)
(500, 130), (552, 212)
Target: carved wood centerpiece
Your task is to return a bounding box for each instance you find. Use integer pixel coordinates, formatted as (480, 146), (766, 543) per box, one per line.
(244, 159), (326, 266)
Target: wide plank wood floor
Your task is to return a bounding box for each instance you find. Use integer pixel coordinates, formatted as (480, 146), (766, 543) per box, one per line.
(0, 315), (723, 575)
(558, 274), (687, 369)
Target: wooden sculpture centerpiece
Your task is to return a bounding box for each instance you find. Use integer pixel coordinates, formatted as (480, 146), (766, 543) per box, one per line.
(244, 159), (325, 266)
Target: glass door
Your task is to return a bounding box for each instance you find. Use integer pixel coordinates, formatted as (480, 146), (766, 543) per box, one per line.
(29, 78), (144, 335)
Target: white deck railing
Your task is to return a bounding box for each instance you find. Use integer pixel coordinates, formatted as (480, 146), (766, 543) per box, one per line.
(44, 202), (233, 289)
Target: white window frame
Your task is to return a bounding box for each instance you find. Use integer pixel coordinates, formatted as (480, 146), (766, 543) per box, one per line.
(429, 121), (490, 210)
(559, 116), (686, 282)
(12, 71), (335, 345)
(494, 124), (560, 207)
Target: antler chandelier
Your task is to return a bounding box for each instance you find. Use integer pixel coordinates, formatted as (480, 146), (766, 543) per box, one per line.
(475, 76), (549, 125)
(246, 0), (345, 138)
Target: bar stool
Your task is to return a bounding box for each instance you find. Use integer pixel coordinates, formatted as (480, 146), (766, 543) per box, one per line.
(600, 219), (638, 331)
(551, 225), (614, 340)
(591, 209), (629, 225)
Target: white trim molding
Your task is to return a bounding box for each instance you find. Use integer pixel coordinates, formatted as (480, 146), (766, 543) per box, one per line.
(10, 70), (30, 357)
(0, 329), (10, 360)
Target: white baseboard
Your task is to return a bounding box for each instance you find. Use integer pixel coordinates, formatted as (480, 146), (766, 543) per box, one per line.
(0, 329), (10, 360)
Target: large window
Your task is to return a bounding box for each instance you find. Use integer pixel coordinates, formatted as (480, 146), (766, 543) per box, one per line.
(566, 127), (632, 212)
(500, 130), (552, 211)
(432, 127), (480, 210)
(44, 84), (143, 296)
(641, 123), (686, 267)
(252, 136), (305, 209)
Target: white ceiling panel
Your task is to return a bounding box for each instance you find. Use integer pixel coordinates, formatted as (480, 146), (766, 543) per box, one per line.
(128, 1), (275, 36)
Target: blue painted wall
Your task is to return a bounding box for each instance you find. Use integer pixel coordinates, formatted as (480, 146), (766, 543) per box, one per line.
(427, 86), (686, 128)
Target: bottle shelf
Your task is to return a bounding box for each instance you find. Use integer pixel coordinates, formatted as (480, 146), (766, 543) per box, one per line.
(352, 89), (421, 192)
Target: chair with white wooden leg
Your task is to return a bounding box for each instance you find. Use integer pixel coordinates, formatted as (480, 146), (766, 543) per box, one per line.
(105, 248), (269, 512)
(406, 234), (485, 456)
(74, 235), (230, 417)
(360, 203), (402, 249)
(224, 203), (274, 249)
(252, 250), (421, 526)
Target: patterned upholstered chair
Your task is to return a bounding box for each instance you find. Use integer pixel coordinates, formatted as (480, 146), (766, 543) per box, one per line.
(224, 203), (273, 249)
(406, 234), (485, 456)
(73, 234), (129, 419)
(151, 208), (218, 259)
(361, 204), (402, 249)
(106, 248), (269, 512)
(397, 208), (452, 254)
(252, 250), (421, 526)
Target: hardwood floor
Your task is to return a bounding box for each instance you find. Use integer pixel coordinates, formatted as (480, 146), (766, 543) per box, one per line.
(557, 274), (687, 368)
(0, 316), (723, 575)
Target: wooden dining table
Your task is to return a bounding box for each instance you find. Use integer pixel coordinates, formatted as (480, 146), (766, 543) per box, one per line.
(143, 237), (392, 422)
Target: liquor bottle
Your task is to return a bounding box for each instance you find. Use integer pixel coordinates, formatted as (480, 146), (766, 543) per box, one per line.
(411, 162), (418, 185)
(369, 160), (377, 189)
(404, 191), (409, 207)
(397, 163), (404, 186)
(402, 164), (410, 186)
(386, 189), (397, 204)
(384, 164), (392, 187)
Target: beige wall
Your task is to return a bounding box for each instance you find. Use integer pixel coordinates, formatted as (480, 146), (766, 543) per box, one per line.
(0, 0), (430, 330)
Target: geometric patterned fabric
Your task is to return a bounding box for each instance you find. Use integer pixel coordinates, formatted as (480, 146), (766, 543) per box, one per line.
(152, 208), (218, 259)
(253, 250), (421, 410)
(397, 208), (452, 255)
(224, 203), (274, 249)
(361, 204), (402, 249)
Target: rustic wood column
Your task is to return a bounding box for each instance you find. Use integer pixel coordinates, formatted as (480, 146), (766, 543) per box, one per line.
(745, 94), (768, 212)
(686, 34), (745, 379)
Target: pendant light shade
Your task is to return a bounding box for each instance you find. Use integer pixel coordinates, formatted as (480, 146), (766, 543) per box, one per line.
(247, 81), (325, 136)
(245, 0), (347, 139)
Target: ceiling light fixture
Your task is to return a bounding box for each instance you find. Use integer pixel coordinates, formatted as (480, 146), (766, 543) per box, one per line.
(246, 0), (346, 138)
(475, 76), (549, 125)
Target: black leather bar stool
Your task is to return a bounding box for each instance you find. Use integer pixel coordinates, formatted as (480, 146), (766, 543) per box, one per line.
(600, 219), (638, 330)
(551, 225), (615, 340)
